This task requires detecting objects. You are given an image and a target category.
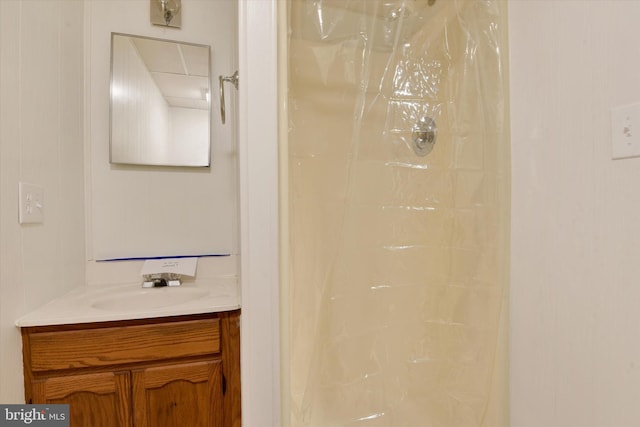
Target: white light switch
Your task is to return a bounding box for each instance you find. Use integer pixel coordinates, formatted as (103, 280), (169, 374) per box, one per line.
(19, 182), (44, 224)
(611, 103), (640, 159)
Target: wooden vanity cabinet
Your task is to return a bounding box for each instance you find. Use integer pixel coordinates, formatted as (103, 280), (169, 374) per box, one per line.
(31, 370), (132, 427)
(21, 311), (240, 427)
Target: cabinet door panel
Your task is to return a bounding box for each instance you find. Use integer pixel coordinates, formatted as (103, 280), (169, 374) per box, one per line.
(32, 371), (131, 427)
(133, 360), (223, 427)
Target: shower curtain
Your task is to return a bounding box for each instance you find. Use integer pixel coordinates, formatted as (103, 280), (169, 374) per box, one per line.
(285, 1), (509, 426)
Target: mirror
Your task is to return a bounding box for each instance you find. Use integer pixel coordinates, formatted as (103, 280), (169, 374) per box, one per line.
(110, 33), (211, 167)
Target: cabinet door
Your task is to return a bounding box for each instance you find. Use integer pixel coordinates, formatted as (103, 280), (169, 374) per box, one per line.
(32, 371), (131, 427)
(132, 360), (223, 427)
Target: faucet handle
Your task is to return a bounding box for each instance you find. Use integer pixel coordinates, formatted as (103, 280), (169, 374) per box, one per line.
(167, 277), (181, 287)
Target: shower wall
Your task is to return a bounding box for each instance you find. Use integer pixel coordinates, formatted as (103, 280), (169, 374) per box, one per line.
(286, 0), (509, 426)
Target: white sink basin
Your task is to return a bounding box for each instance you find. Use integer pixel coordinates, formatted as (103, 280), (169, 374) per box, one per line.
(91, 286), (209, 312)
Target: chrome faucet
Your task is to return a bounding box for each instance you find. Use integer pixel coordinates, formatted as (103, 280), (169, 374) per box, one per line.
(142, 273), (182, 288)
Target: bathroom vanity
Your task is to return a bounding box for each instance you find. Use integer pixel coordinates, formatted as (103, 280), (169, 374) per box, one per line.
(17, 280), (240, 427)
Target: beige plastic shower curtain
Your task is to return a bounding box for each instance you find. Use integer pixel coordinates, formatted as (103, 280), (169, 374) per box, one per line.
(285, 1), (509, 426)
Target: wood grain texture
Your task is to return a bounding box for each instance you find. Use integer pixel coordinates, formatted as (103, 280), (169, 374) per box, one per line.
(132, 360), (223, 427)
(22, 313), (238, 426)
(28, 318), (220, 371)
(221, 311), (241, 427)
(32, 371), (132, 427)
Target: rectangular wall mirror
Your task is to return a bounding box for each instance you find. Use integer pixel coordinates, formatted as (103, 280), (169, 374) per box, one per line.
(110, 33), (211, 167)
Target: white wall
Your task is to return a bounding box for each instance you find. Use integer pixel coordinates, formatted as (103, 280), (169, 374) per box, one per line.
(0, 0), (85, 402)
(510, 2), (640, 426)
(87, 0), (238, 264)
(0, 0), (239, 403)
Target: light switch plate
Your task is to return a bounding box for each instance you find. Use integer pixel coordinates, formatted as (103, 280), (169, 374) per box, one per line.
(19, 182), (44, 224)
(611, 103), (640, 159)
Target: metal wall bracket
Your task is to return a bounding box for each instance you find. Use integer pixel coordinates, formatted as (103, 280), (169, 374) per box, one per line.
(219, 71), (239, 125)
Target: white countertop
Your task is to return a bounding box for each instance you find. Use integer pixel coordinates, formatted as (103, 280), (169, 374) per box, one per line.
(16, 277), (240, 327)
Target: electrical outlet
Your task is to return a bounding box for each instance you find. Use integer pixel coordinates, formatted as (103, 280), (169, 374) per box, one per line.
(611, 103), (640, 159)
(19, 182), (44, 224)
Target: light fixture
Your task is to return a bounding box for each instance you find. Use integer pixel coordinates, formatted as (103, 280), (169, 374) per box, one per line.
(150, 0), (182, 28)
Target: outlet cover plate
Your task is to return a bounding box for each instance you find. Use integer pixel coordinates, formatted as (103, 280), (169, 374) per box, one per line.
(19, 182), (44, 224)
